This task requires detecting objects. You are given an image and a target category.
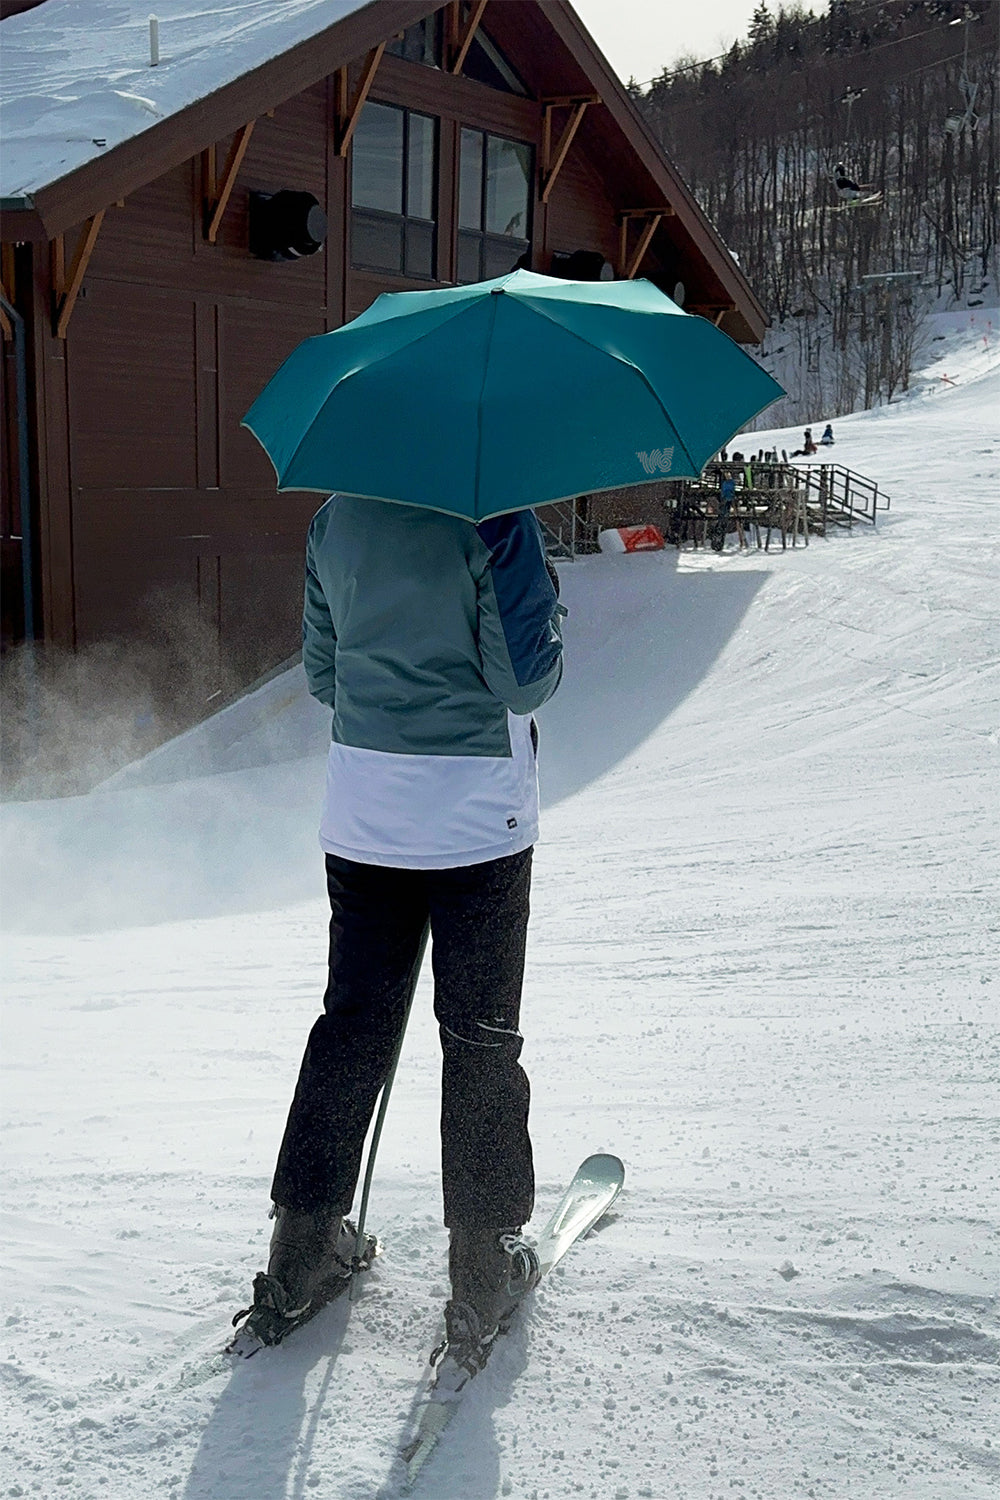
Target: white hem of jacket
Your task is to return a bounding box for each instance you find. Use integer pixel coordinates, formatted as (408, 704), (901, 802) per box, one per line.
(318, 711), (539, 870)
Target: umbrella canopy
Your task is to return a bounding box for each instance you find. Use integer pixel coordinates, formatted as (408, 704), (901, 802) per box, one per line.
(242, 269), (784, 522)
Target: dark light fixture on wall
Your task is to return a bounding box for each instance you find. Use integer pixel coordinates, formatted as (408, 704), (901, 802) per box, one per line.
(249, 190), (328, 262)
(550, 249), (614, 281)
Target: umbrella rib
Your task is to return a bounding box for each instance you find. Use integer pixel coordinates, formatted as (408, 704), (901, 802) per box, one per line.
(473, 293), (502, 517)
(508, 295), (704, 475)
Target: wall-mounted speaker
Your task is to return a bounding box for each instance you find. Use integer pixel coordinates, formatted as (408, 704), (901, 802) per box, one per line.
(249, 190), (328, 262)
(550, 249), (614, 281)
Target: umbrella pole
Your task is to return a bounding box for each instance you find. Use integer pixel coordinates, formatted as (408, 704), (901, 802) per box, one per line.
(350, 925), (430, 1298)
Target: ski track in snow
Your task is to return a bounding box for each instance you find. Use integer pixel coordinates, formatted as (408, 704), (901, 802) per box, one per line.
(2, 320), (999, 1499)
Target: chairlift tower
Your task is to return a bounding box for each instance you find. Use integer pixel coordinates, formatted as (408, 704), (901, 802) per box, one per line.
(944, 8), (981, 135)
(853, 273), (924, 403)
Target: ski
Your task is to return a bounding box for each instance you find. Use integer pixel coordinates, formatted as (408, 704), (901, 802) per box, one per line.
(226, 1225), (380, 1358)
(399, 1152), (625, 1489)
(832, 192), (882, 211)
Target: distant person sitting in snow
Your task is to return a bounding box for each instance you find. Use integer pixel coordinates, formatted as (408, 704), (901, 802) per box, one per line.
(791, 428), (818, 457)
(231, 497), (564, 1369)
(820, 424), (834, 446)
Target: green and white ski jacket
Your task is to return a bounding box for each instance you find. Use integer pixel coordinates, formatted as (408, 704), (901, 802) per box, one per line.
(303, 495), (565, 868)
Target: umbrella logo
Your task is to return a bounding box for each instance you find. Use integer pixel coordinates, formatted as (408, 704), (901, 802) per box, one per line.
(637, 447), (675, 475)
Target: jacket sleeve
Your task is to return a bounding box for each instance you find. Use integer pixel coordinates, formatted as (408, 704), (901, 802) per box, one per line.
(302, 517), (336, 709)
(475, 510), (565, 715)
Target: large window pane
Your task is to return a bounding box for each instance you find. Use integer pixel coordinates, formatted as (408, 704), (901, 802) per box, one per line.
(459, 128), (483, 231)
(485, 136), (531, 237)
(482, 235), (528, 279)
(351, 103), (404, 214)
(404, 220), (435, 279)
(352, 211), (403, 273)
(457, 230), (481, 284)
(407, 114), (435, 221)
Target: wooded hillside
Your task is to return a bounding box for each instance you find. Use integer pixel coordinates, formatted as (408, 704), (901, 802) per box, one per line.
(635, 0), (999, 420)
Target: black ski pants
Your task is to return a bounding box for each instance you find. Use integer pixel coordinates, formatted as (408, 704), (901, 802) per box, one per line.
(271, 847), (534, 1231)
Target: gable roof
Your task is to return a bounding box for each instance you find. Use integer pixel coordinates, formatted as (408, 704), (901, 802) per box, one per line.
(0, 0), (766, 339)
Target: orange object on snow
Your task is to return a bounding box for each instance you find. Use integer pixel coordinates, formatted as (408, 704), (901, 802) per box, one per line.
(598, 524), (666, 554)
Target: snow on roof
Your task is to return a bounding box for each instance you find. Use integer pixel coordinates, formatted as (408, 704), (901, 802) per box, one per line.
(0, 0), (374, 200)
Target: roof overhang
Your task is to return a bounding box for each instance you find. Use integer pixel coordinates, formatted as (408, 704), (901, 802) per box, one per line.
(1, 0), (437, 241)
(0, 0), (768, 341)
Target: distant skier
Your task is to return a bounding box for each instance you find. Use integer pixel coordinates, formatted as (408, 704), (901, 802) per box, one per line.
(820, 423), (835, 446)
(834, 163), (862, 201)
(832, 163), (881, 208)
(233, 496), (564, 1372)
(792, 428), (818, 457)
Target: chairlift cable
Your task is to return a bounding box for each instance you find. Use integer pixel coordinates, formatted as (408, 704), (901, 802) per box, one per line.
(634, 12), (989, 96)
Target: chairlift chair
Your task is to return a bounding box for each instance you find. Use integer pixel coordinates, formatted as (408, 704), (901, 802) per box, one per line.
(829, 86), (882, 210)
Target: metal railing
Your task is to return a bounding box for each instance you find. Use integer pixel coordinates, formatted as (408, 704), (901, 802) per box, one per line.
(538, 499), (601, 558)
(536, 461), (889, 559)
(665, 461), (890, 549)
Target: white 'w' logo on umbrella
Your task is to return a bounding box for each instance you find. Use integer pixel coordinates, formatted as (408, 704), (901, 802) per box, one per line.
(636, 447), (674, 475)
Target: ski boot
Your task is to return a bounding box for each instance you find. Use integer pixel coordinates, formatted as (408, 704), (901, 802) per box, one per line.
(229, 1206), (377, 1354)
(430, 1227), (540, 1393)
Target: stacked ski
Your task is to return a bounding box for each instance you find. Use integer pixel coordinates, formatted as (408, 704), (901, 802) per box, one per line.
(400, 1152), (625, 1488)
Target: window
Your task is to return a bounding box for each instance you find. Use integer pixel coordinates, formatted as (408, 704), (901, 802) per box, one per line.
(385, 16), (440, 67)
(457, 8), (528, 94)
(351, 102), (437, 279)
(457, 128), (532, 283)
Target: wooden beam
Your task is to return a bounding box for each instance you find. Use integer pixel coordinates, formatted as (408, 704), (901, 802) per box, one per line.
(617, 207), (677, 277)
(51, 234), (65, 299)
(625, 212), (662, 278)
(541, 99), (594, 204)
(1, 245), (16, 335)
(1, 244), (15, 297)
(541, 94), (601, 109)
(335, 43), (385, 157)
(450, 0), (487, 74)
(54, 210), (105, 338)
(201, 143), (217, 206)
(688, 301), (738, 318)
(205, 120), (255, 243)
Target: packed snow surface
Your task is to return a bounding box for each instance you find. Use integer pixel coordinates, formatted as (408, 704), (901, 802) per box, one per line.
(0, 0), (369, 198)
(2, 321), (998, 1498)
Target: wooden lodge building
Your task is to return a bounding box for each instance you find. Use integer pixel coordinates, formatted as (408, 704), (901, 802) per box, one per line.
(1, 0), (769, 758)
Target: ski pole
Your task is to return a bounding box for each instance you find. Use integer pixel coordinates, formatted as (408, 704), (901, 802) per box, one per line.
(351, 925), (430, 1299)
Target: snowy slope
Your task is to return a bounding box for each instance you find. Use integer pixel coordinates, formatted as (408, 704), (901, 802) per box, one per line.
(1, 329), (998, 1500)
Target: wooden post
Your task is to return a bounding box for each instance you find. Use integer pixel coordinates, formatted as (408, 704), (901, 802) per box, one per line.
(449, 0), (487, 73)
(335, 44), (385, 156)
(0, 244), (15, 337)
(205, 121), (255, 243)
(54, 211), (105, 339)
(540, 99), (599, 204)
(625, 213), (661, 278)
(617, 208), (674, 277)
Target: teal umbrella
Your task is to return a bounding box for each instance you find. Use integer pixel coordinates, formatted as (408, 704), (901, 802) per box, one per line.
(242, 269), (784, 522)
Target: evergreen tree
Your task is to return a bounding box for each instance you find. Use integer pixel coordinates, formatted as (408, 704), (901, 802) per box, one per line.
(749, 1), (776, 47)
